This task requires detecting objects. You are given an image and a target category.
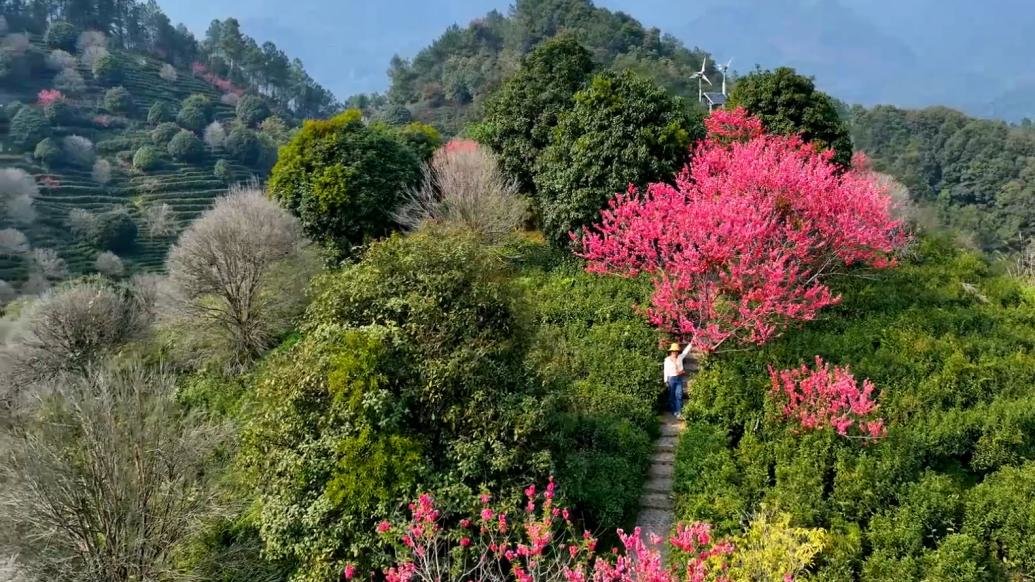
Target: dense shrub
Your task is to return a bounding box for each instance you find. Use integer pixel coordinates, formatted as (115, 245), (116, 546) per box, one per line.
(223, 126), (259, 164)
(89, 207), (138, 251)
(0, 168), (38, 225)
(394, 121), (441, 162)
(42, 97), (76, 124)
(52, 67), (86, 94)
(44, 49), (76, 71)
(175, 104), (207, 132)
(44, 21), (78, 51)
(243, 229), (550, 580)
(102, 86), (133, 114)
(235, 95), (269, 127)
(533, 70), (701, 243)
(147, 100), (175, 125)
(91, 52), (123, 85)
(181, 93), (212, 116)
(91, 159), (112, 184)
(672, 237), (1035, 578)
(132, 145), (161, 171)
(9, 106), (49, 150)
(268, 109), (422, 255)
(167, 129), (205, 162)
(33, 137), (62, 166)
(150, 121), (180, 145)
(512, 239), (659, 530)
(213, 159), (231, 182)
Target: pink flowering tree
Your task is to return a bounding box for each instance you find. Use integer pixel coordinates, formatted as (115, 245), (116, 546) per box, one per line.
(347, 480), (820, 582)
(769, 357), (887, 439)
(37, 89), (64, 106)
(578, 108), (908, 353)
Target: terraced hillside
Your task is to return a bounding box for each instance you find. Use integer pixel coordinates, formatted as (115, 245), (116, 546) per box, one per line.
(0, 33), (283, 287)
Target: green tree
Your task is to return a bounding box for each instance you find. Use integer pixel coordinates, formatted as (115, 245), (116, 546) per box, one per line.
(478, 35), (593, 194)
(147, 101), (176, 125)
(92, 53), (124, 85)
(727, 67), (853, 168)
(9, 106), (50, 150)
(393, 121), (441, 162)
(133, 145), (161, 171)
(223, 127), (260, 165)
(167, 129), (205, 161)
(244, 229), (549, 580)
(235, 95), (268, 127)
(89, 208), (138, 252)
(533, 70), (700, 243)
(44, 21), (78, 51)
(176, 104), (208, 133)
(34, 137), (63, 167)
(150, 122), (180, 146)
(268, 109), (421, 255)
(103, 86), (134, 114)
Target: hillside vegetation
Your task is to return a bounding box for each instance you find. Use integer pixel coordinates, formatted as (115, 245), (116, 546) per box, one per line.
(369, 0), (716, 134)
(850, 105), (1035, 252)
(0, 2), (338, 291)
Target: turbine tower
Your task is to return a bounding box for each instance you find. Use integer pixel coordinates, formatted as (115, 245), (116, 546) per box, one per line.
(717, 58), (733, 96)
(690, 57), (712, 103)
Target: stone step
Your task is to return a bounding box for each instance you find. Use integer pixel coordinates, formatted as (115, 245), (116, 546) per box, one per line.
(640, 492), (673, 510)
(635, 508), (673, 528)
(652, 451), (675, 465)
(655, 439), (677, 454)
(644, 477), (673, 493)
(648, 463), (674, 479)
(660, 423), (683, 437)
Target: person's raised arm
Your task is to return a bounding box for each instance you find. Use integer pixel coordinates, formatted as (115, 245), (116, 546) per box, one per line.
(677, 342), (693, 368)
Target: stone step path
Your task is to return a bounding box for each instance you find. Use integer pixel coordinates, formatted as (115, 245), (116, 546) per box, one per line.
(634, 413), (684, 547)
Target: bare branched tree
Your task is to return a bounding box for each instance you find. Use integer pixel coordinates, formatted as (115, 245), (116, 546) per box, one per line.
(0, 280), (152, 394)
(393, 141), (528, 242)
(164, 186), (315, 366)
(0, 362), (229, 581)
(141, 203), (176, 239)
(29, 248), (67, 281)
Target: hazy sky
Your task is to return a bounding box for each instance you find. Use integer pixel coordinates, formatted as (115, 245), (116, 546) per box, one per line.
(158, 0), (1035, 120)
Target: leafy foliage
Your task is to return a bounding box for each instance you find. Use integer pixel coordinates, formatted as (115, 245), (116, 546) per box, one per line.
(850, 104), (1035, 251)
(477, 35), (594, 194)
(727, 67), (853, 168)
(89, 207), (138, 251)
(533, 70), (701, 243)
(673, 237), (1035, 579)
(168, 129), (205, 161)
(9, 106), (50, 150)
(268, 109), (422, 255)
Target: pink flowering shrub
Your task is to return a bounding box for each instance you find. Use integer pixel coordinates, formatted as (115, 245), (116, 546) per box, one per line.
(349, 480), (817, 582)
(769, 356), (887, 439)
(578, 108), (908, 352)
(442, 138), (480, 155)
(38, 89), (64, 106)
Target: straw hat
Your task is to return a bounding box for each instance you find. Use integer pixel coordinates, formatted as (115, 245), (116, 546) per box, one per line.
(667, 342), (681, 353)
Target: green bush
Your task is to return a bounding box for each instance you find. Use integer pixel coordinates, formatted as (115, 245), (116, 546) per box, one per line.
(34, 137), (63, 166)
(150, 121), (180, 146)
(167, 129), (205, 162)
(243, 230), (551, 580)
(235, 95), (269, 127)
(394, 121), (441, 162)
(89, 207), (138, 251)
(132, 145), (161, 171)
(268, 109), (421, 255)
(213, 158), (231, 182)
(223, 127), (260, 165)
(533, 70), (701, 243)
(147, 100), (176, 125)
(176, 104), (208, 133)
(91, 52), (123, 85)
(671, 236), (1035, 578)
(9, 106), (50, 150)
(42, 98), (77, 124)
(103, 86), (133, 114)
(44, 21), (78, 51)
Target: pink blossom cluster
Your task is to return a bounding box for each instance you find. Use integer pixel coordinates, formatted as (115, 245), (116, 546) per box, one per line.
(93, 114), (114, 128)
(38, 176), (61, 189)
(769, 356), (887, 439)
(37, 89), (64, 106)
(191, 61), (244, 95)
(442, 138), (480, 154)
(578, 108), (908, 352)
(348, 480), (781, 582)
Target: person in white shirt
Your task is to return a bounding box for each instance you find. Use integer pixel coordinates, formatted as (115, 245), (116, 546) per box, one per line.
(663, 342), (692, 420)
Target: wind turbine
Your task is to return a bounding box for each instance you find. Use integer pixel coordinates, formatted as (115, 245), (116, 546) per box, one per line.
(690, 57), (712, 103)
(717, 58), (733, 96)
